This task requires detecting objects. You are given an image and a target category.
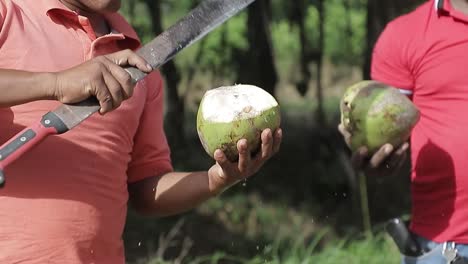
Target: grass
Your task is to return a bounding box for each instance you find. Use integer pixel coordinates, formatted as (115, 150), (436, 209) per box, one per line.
(127, 224), (401, 264)
(125, 189), (403, 264)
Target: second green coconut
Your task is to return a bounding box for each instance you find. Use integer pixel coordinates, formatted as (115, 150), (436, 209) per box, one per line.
(340, 80), (420, 154)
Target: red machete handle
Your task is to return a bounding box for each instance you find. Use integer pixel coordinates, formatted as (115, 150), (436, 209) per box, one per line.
(0, 112), (68, 187)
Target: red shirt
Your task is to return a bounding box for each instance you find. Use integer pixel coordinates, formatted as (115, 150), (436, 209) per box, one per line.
(0, 0), (173, 263)
(372, 0), (468, 243)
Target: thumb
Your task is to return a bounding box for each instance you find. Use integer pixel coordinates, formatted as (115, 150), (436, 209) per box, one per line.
(214, 149), (228, 168)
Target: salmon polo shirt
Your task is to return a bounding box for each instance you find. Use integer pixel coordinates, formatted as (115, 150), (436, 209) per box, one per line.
(372, 0), (468, 243)
(0, 0), (173, 263)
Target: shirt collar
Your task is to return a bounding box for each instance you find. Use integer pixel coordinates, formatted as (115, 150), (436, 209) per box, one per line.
(435, 0), (444, 11)
(104, 12), (141, 46)
(434, 0), (468, 22)
(40, 0), (141, 48)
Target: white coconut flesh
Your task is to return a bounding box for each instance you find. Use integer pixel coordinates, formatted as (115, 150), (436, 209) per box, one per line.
(201, 85), (278, 123)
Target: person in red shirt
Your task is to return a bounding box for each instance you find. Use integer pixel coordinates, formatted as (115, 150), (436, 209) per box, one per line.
(340, 0), (468, 263)
(0, 0), (282, 263)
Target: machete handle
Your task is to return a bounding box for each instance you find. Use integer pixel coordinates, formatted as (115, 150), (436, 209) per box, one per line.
(0, 112), (68, 187)
(385, 218), (422, 257)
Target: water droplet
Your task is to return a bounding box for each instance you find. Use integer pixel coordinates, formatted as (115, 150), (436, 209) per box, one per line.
(343, 193), (347, 197)
(138, 241), (142, 247)
(256, 245), (260, 250)
(90, 249), (94, 254)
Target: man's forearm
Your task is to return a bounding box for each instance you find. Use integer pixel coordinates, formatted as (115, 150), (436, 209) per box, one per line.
(0, 69), (55, 107)
(129, 171), (225, 217)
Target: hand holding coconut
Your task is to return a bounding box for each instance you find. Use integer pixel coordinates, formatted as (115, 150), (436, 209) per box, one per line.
(339, 123), (409, 176)
(207, 128), (282, 194)
(197, 84), (282, 193)
(338, 81), (420, 176)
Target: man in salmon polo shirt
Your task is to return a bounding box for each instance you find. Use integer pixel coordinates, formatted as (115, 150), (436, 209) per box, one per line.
(0, 0), (283, 263)
(339, 0), (468, 263)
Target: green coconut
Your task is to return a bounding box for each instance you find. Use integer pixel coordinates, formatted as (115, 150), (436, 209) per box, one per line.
(197, 84), (281, 162)
(340, 80), (420, 154)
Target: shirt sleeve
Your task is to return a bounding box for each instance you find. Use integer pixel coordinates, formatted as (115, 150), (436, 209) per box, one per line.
(127, 71), (173, 183)
(371, 20), (415, 93)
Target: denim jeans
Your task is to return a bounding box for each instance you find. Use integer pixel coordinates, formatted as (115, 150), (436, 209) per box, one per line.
(401, 234), (468, 264)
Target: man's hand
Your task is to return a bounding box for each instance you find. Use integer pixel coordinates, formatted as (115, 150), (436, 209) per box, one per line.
(51, 49), (153, 114)
(207, 128), (283, 194)
(338, 123), (408, 177)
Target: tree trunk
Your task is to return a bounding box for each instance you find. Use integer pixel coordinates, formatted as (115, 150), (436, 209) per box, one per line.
(236, 0), (278, 96)
(315, 0), (325, 126)
(290, 0), (310, 97)
(288, 0), (324, 123)
(144, 0), (186, 160)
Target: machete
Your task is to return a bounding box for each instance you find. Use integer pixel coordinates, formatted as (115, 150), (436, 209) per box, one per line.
(0, 0), (256, 187)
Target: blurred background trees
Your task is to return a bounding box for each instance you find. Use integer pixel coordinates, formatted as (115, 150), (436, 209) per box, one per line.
(120, 0), (424, 263)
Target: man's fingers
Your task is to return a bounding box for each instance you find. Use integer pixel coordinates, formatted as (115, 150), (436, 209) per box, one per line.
(101, 68), (124, 109)
(369, 144), (394, 169)
(272, 128), (283, 154)
(351, 147), (368, 170)
(237, 139), (250, 173)
(91, 75), (113, 114)
(338, 123), (351, 137)
(101, 58), (135, 99)
(213, 149), (232, 180)
(260, 129), (273, 159)
(214, 148), (226, 163)
(395, 151), (408, 170)
(107, 49), (152, 73)
(396, 142), (409, 155)
(385, 142), (409, 170)
(126, 52), (153, 73)
(338, 123), (352, 146)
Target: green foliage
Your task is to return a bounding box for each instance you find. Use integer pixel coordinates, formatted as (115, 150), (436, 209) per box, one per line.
(175, 13), (249, 77)
(323, 0), (367, 65)
(120, 0), (367, 80)
(271, 21), (300, 80)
